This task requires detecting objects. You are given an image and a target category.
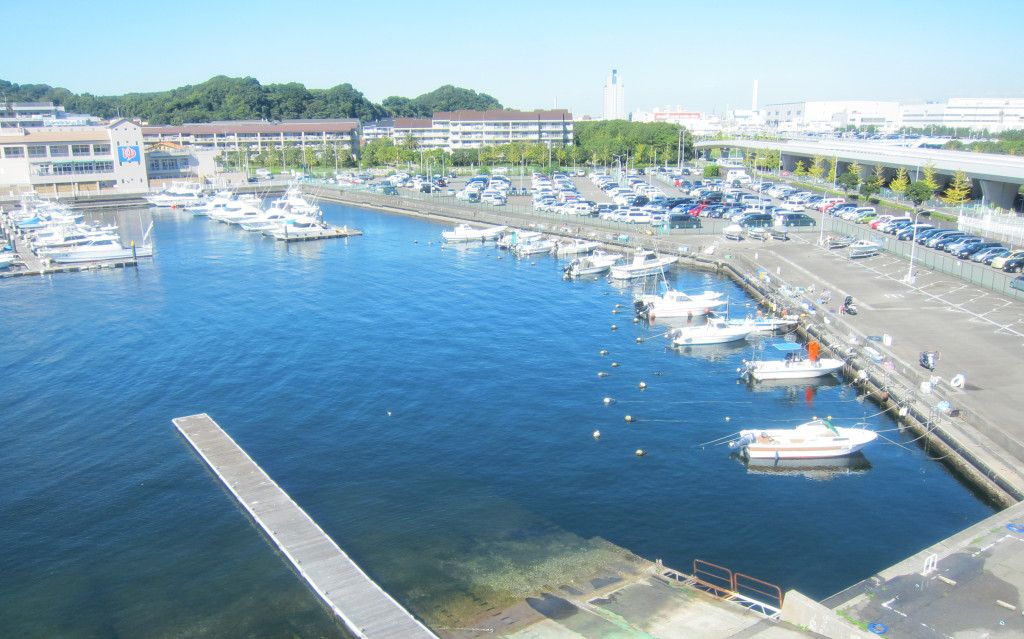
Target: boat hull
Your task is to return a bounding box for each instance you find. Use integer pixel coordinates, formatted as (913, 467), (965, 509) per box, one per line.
(747, 358), (844, 381)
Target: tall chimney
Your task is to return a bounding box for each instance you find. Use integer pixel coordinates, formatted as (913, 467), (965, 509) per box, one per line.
(752, 79), (759, 111)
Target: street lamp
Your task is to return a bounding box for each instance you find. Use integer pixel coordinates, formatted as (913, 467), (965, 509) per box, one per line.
(904, 209), (931, 284)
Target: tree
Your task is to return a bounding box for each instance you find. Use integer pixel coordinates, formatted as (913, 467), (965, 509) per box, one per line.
(905, 180), (934, 208)
(847, 162), (862, 182)
(826, 159), (838, 184)
(922, 163), (939, 193)
(872, 164), (886, 188)
(941, 170), (972, 205)
(808, 155), (825, 179)
(793, 160), (807, 177)
(703, 165), (720, 178)
(838, 170), (860, 194)
(889, 167), (909, 195)
(302, 145), (317, 170)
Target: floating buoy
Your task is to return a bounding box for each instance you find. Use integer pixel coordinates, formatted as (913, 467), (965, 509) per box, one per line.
(638, 381), (647, 390)
(603, 397), (614, 405)
(611, 362), (620, 368)
(725, 416), (731, 422)
(632, 317), (640, 324)
(612, 309), (619, 315)
(950, 374), (966, 389)
(635, 449), (647, 457)
(597, 371), (608, 378)
(611, 324), (618, 331)
(635, 337), (644, 343)
(593, 430), (601, 439)
(386, 411), (392, 417)
(599, 349), (609, 356)
(615, 303), (622, 309)
(624, 415), (635, 423)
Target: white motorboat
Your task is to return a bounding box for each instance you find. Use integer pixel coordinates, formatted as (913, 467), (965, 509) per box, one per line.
(634, 288), (726, 319)
(513, 237), (557, 256)
(497, 230), (542, 249)
(238, 210), (292, 232)
(46, 238), (153, 263)
(849, 240), (880, 258)
(669, 317), (753, 346)
(184, 191), (234, 216)
(726, 316), (798, 334)
(728, 418), (877, 459)
(553, 238), (601, 256)
(262, 216), (329, 240)
(145, 182), (204, 207)
(608, 250), (676, 280)
(0, 253), (15, 269)
(563, 250), (623, 277)
(441, 223), (507, 242)
(34, 229), (122, 255)
(741, 342), (844, 381)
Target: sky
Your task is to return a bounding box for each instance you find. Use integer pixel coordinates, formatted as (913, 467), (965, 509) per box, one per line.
(3, 0), (1023, 117)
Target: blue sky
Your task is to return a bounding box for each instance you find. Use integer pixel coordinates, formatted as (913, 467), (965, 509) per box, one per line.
(3, 0), (1022, 116)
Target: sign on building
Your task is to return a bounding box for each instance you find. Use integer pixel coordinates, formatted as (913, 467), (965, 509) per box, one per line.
(118, 145), (140, 164)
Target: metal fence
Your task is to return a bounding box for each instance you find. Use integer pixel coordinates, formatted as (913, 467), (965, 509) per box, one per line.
(958, 208), (1024, 246)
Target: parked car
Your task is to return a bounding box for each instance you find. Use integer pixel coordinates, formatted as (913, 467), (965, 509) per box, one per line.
(1011, 275), (1024, 292)
(932, 233), (969, 250)
(776, 212), (816, 227)
(926, 230), (965, 248)
(971, 246), (1009, 264)
(738, 213), (774, 228)
(668, 213), (702, 229)
(991, 249), (1024, 270)
(895, 223), (934, 240)
(954, 241), (1000, 259)
(1003, 255), (1024, 273)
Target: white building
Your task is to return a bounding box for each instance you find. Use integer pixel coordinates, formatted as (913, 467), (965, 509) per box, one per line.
(0, 120), (148, 194)
(763, 101), (901, 133)
(632, 106), (721, 135)
(0, 101), (101, 129)
(900, 98), (1024, 132)
(603, 69), (626, 120)
(362, 110), (574, 151)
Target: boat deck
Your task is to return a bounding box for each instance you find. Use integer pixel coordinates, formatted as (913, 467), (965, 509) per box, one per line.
(173, 413), (437, 639)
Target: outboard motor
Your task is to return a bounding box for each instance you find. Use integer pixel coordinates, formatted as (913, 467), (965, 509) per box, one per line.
(563, 258), (579, 279)
(634, 299), (651, 318)
(920, 351), (938, 371)
(728, 432), (757, 451)
(841, 295), (858, 315)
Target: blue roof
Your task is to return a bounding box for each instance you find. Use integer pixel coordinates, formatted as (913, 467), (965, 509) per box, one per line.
(772, 343), (803, 352)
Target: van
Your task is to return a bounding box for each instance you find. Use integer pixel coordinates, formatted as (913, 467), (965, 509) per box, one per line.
(255, 168), (272, 179)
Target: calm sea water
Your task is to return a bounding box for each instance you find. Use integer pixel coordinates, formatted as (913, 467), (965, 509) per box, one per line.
(0, 203), (995, 637)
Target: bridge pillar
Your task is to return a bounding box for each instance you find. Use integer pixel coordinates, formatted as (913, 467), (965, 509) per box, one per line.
(980, 180), (1020, 210)
(780, 153), (798, 172)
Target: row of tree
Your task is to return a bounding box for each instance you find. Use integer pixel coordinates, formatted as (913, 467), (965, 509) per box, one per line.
(788, 156), (974, 206)
(943, 130), (1024, 156)
(0, 76), (502, 125)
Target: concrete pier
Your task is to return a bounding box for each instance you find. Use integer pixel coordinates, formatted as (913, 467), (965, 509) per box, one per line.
(173, 413), (438, 639)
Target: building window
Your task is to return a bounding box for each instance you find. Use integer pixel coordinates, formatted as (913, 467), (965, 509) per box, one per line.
(28, 145), (46, 157)
(49, 145), (69, 157)
(93, 144), (110, 155)
(3, 146), (25, 158)
(72, 144), (91, 156)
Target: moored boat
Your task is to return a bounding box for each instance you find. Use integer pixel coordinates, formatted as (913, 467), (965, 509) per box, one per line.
(608, 250), (676, 280)
(563, 250), (623, 277)
(728, 418), (877, 459)
(669, 317), (753, 346)
(441, 223), (507, 243)
(553, 238), (600, 256)
(634, 288), (726, 319)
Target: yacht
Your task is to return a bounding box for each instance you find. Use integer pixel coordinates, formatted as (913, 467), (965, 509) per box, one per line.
(728, 418), (877, 459)
(441, 223), (507, 243)
(608, 250), (676, 280)
(262, 216), (329, 240)
(145, 182), (204, 207)
(0, 253), (15, 269)
(46, 238), (153, 263)
(497, 230), (543, 249)
(513, 237), (557, 257)
(553, 238), (601, 256)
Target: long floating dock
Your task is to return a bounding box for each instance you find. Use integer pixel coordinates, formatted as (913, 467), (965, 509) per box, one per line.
(173, 413), (438, 639)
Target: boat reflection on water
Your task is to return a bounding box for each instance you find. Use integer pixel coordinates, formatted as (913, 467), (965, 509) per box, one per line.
(735, 452), (872, 480)
(669, 340), (749, 362)
(742, 375), (843, 393)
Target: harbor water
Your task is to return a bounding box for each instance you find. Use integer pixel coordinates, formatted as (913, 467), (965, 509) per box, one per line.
(0, 202), (995, 637)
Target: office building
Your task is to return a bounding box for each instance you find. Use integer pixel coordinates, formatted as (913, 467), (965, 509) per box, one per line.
(763, 101), (901, 133)
(362, 110), (574, 151)
(900, 98), (1024, 132)
(603, 70), (626, 120)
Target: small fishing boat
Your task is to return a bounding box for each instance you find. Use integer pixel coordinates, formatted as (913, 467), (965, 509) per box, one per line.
(608, 250), (676, 280)
(553, 238), (601, 256)
(513, 237), (557, 256)
(669, 317), (753, 346)
(741, 342), (844, 381)
(563, 250), (623, 277)
(0, 253), (15, 269)
(634, 288), (726, 319)
(728, 418), (877, 459)
(441, 223), (507, 243)
(824, 235), (856, 249)
(726, 316), (798, 334)
(848, 240), (880, 258)
(497, 230), (542, 249)
(723, 224), (744, 241)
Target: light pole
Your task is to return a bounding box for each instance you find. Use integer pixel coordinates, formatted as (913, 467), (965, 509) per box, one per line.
(904, 209), (930, 284)
(677, 128), (684, 174)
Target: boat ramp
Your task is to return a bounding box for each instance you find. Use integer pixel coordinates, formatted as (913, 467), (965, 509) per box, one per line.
(173, 413), (438, 639)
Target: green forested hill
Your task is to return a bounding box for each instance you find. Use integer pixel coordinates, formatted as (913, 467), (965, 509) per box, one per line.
(0, 76), (503, 124)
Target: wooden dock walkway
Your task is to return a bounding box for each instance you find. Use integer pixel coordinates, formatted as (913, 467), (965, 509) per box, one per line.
(173, 414), (437, 639)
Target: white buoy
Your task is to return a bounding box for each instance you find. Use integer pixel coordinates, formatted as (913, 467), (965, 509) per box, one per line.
(599, 349), (609, 356)
(725, 416), (731, 422)
(603, 397), (614, 405)
(611, 362), (620, 368)
(593, 430), (601, 439)
(387, 411), (392, 417)
(611, 324), (618, 331)
(615, 303), (622, 309)
(635, 449), (647, 457)
(624, 415), (635, 423)
(612, 309), (619, 315)
(632, 317), (640, 324)
(638, 381), (647, 390)
(635, 337), (643, 343)
(597, 371), (608, 378)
